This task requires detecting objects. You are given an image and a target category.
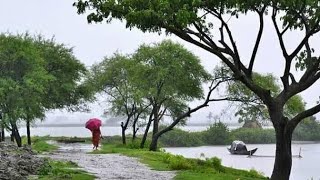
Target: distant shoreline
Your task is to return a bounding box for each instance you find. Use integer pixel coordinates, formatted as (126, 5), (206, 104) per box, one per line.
(33, 122), (250, 128)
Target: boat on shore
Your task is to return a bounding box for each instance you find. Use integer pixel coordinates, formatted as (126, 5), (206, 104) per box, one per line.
(227, 140), (258, 155)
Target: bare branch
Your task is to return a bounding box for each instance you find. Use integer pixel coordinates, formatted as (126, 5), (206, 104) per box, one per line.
(288, 103), (320, 132)
(204, 10), (237, 52)
(289, 73), (297, 84)
(154, 78), (229, 137)
(289, 28), (320, 61)
(249, 7), (266, 76)
(280, 24), (291, 36)
(271, 8), (289, 59)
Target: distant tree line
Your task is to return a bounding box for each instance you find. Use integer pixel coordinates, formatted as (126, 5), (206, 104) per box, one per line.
(160, 117), (320, 147)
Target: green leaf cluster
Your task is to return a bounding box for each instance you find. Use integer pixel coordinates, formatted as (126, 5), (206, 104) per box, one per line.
(0, 33), (91, 129)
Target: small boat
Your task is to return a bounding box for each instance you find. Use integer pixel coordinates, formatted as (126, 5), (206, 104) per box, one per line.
(227, 140), (258, 155)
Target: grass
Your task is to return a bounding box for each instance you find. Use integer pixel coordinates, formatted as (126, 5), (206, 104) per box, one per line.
(94, 142), (267, 180)
(38, 159), (95, 180)
(30, 136), (58, 153)
(29, 136), (267, 179)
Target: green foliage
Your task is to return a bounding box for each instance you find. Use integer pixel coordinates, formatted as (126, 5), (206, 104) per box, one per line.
(165, 154), (193, 170)
(159, 128), (204, 147)
(132, 40), (210, 102)
(202, 122), (231, 145)
(160, 123), (278, 147)
(204, 157), (225, 173)
(230, 128), (276, 144)
(0, 33), (92, 138)
(293, 117), (320, 141)
(31, 137), (58, 153)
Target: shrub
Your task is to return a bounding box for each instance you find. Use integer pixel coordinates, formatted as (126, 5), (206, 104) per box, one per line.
(205, 157), (225, 172)
(230, 128), (276, 144)
(293, 118), (320, 141)
(159, 128), (204, 147)
(202, 122), (231, 145)
(167, 155), (193, 170)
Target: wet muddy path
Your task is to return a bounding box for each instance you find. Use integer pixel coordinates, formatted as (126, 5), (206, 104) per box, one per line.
(44, 142), (175, 180)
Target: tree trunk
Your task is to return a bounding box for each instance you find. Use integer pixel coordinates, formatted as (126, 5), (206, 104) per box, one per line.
(27, 119), (31, 145)
(271, 120), (293, 180)
(1, 123), (5, 141)
(10, 131), (14, 142)
(121, 122), (127, 145)
(149, 134), (159, 151)
(140, 118), (152, 148)
(132, 117), (138, 141)
(1, 130), (4, 141)
(132, 127), (138, 141)
(149, 118), (159, 151)
(11, 123), (22, 147)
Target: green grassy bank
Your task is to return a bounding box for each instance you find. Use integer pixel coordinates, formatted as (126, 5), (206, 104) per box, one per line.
(94, 142), (267, 180)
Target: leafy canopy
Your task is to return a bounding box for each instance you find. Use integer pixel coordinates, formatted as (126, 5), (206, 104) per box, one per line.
(0, 33), (91, 126)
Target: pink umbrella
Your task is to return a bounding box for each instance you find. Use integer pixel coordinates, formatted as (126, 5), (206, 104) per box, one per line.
(85, 118), (102, 131)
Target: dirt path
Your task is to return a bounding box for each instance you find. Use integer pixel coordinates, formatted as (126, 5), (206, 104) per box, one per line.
(44, 142), (176, 180)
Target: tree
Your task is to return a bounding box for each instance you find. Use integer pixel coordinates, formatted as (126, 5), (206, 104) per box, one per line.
(87, 54), (150, 144)
(0, 33), (91, 146)
(225, 70), (305, 125)
(0, 33), (52, 146)
(75, 1), (320, 179)
(131, 40), (210, 150)
(88, 41), (210, 149)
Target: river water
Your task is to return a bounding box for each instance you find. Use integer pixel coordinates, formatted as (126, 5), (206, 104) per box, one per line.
(13, 125), (320, 179)
(164, 143), (320, 180)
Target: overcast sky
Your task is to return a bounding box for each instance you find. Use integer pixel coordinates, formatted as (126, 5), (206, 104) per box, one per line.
(1, 0), (319, 123)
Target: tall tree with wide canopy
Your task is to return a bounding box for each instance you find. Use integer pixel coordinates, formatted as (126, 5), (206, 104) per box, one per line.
(75, 1), (320, 179)
(131, 40), (210, 150)
(0, 33), (91, 146)
(87, 40), (210, 149)
(87, 54), (150, 145)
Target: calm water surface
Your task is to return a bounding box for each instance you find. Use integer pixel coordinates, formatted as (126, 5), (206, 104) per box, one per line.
(164, 143), (320, 180)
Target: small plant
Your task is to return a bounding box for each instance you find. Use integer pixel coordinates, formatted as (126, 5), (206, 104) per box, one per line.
(169, 156), (193, 170)
(205, 157), (225, 172)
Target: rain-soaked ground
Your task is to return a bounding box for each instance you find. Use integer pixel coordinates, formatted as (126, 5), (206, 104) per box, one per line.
(43, 142), (175, 180)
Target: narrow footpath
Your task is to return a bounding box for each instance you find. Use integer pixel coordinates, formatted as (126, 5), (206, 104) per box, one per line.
(44, 142), (176, 180)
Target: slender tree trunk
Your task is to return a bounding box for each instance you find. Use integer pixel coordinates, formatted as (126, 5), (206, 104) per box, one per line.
(140, 118), (152, 148)
(132, 119), (137, 141)
(271, 123), (293, 180)
(27, 119), (31, 145)
(11, 122), (22, 147)
(0, 122), (2, 142)
(10, 131), (14, 142)
(121, 122), (127, 145)
(132, 115), (141, 141)
(1, 122), (5, 141)
(132, 127), (138, 141)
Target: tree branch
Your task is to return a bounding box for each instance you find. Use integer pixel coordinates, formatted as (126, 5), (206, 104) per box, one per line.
(249, 7), (265, 76)
(288, 103), (320, 132)
(271, 8), (289, 59)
